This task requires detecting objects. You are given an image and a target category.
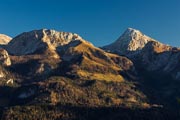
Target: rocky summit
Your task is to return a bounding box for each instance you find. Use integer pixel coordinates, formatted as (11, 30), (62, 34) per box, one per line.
(6, 29), (82, 55)
(103, 28), (156, 55)
(0, 28), (180, 120)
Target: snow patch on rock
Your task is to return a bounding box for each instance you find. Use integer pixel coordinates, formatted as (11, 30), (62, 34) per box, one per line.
(103, 28), (156, 54)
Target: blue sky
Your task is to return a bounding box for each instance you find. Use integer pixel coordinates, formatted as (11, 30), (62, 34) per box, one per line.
(0, 0), (179, 47)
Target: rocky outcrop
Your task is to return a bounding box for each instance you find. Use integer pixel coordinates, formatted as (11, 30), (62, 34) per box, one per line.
(0, 48), (11, 66)
(103, 28), (156, 55)
(0, 34), (12, 45)
(7, 29), (82, 55)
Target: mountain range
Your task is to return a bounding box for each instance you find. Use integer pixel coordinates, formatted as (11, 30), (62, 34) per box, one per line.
(0, 28), (180, 120)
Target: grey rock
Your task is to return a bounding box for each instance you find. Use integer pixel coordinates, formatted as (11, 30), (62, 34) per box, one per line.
(6, 29), (83, 55)
(103, 28), (155, 55)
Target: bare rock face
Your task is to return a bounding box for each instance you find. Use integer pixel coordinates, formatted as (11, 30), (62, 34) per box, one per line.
(0, 34), (12, 45)
(7, 29), (82, 55)
(103, 28), (156, 55)
(0, 48), (11, 66)
(0, 49), (13, 85)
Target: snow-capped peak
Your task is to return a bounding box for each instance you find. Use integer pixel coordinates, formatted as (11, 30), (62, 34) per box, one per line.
(123, 28), (142, 37)
(103, 28), (156, 54)
(122, 28), (149, 41)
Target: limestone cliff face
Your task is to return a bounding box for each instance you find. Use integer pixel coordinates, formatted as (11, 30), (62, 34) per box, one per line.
(0, 34), (12, 45)
(7, 29), (82, 55)
(0, 48), (11, 66)
(0, 49), (12, 85)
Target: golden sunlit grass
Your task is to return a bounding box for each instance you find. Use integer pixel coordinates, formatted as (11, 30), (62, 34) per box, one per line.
(65, 40), (126, 82)
(80, 55), (121, 71)
(77, 70), (124, 82)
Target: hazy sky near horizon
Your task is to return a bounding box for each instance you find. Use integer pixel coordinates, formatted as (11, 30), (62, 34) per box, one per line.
(0, 0), (179, 47)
